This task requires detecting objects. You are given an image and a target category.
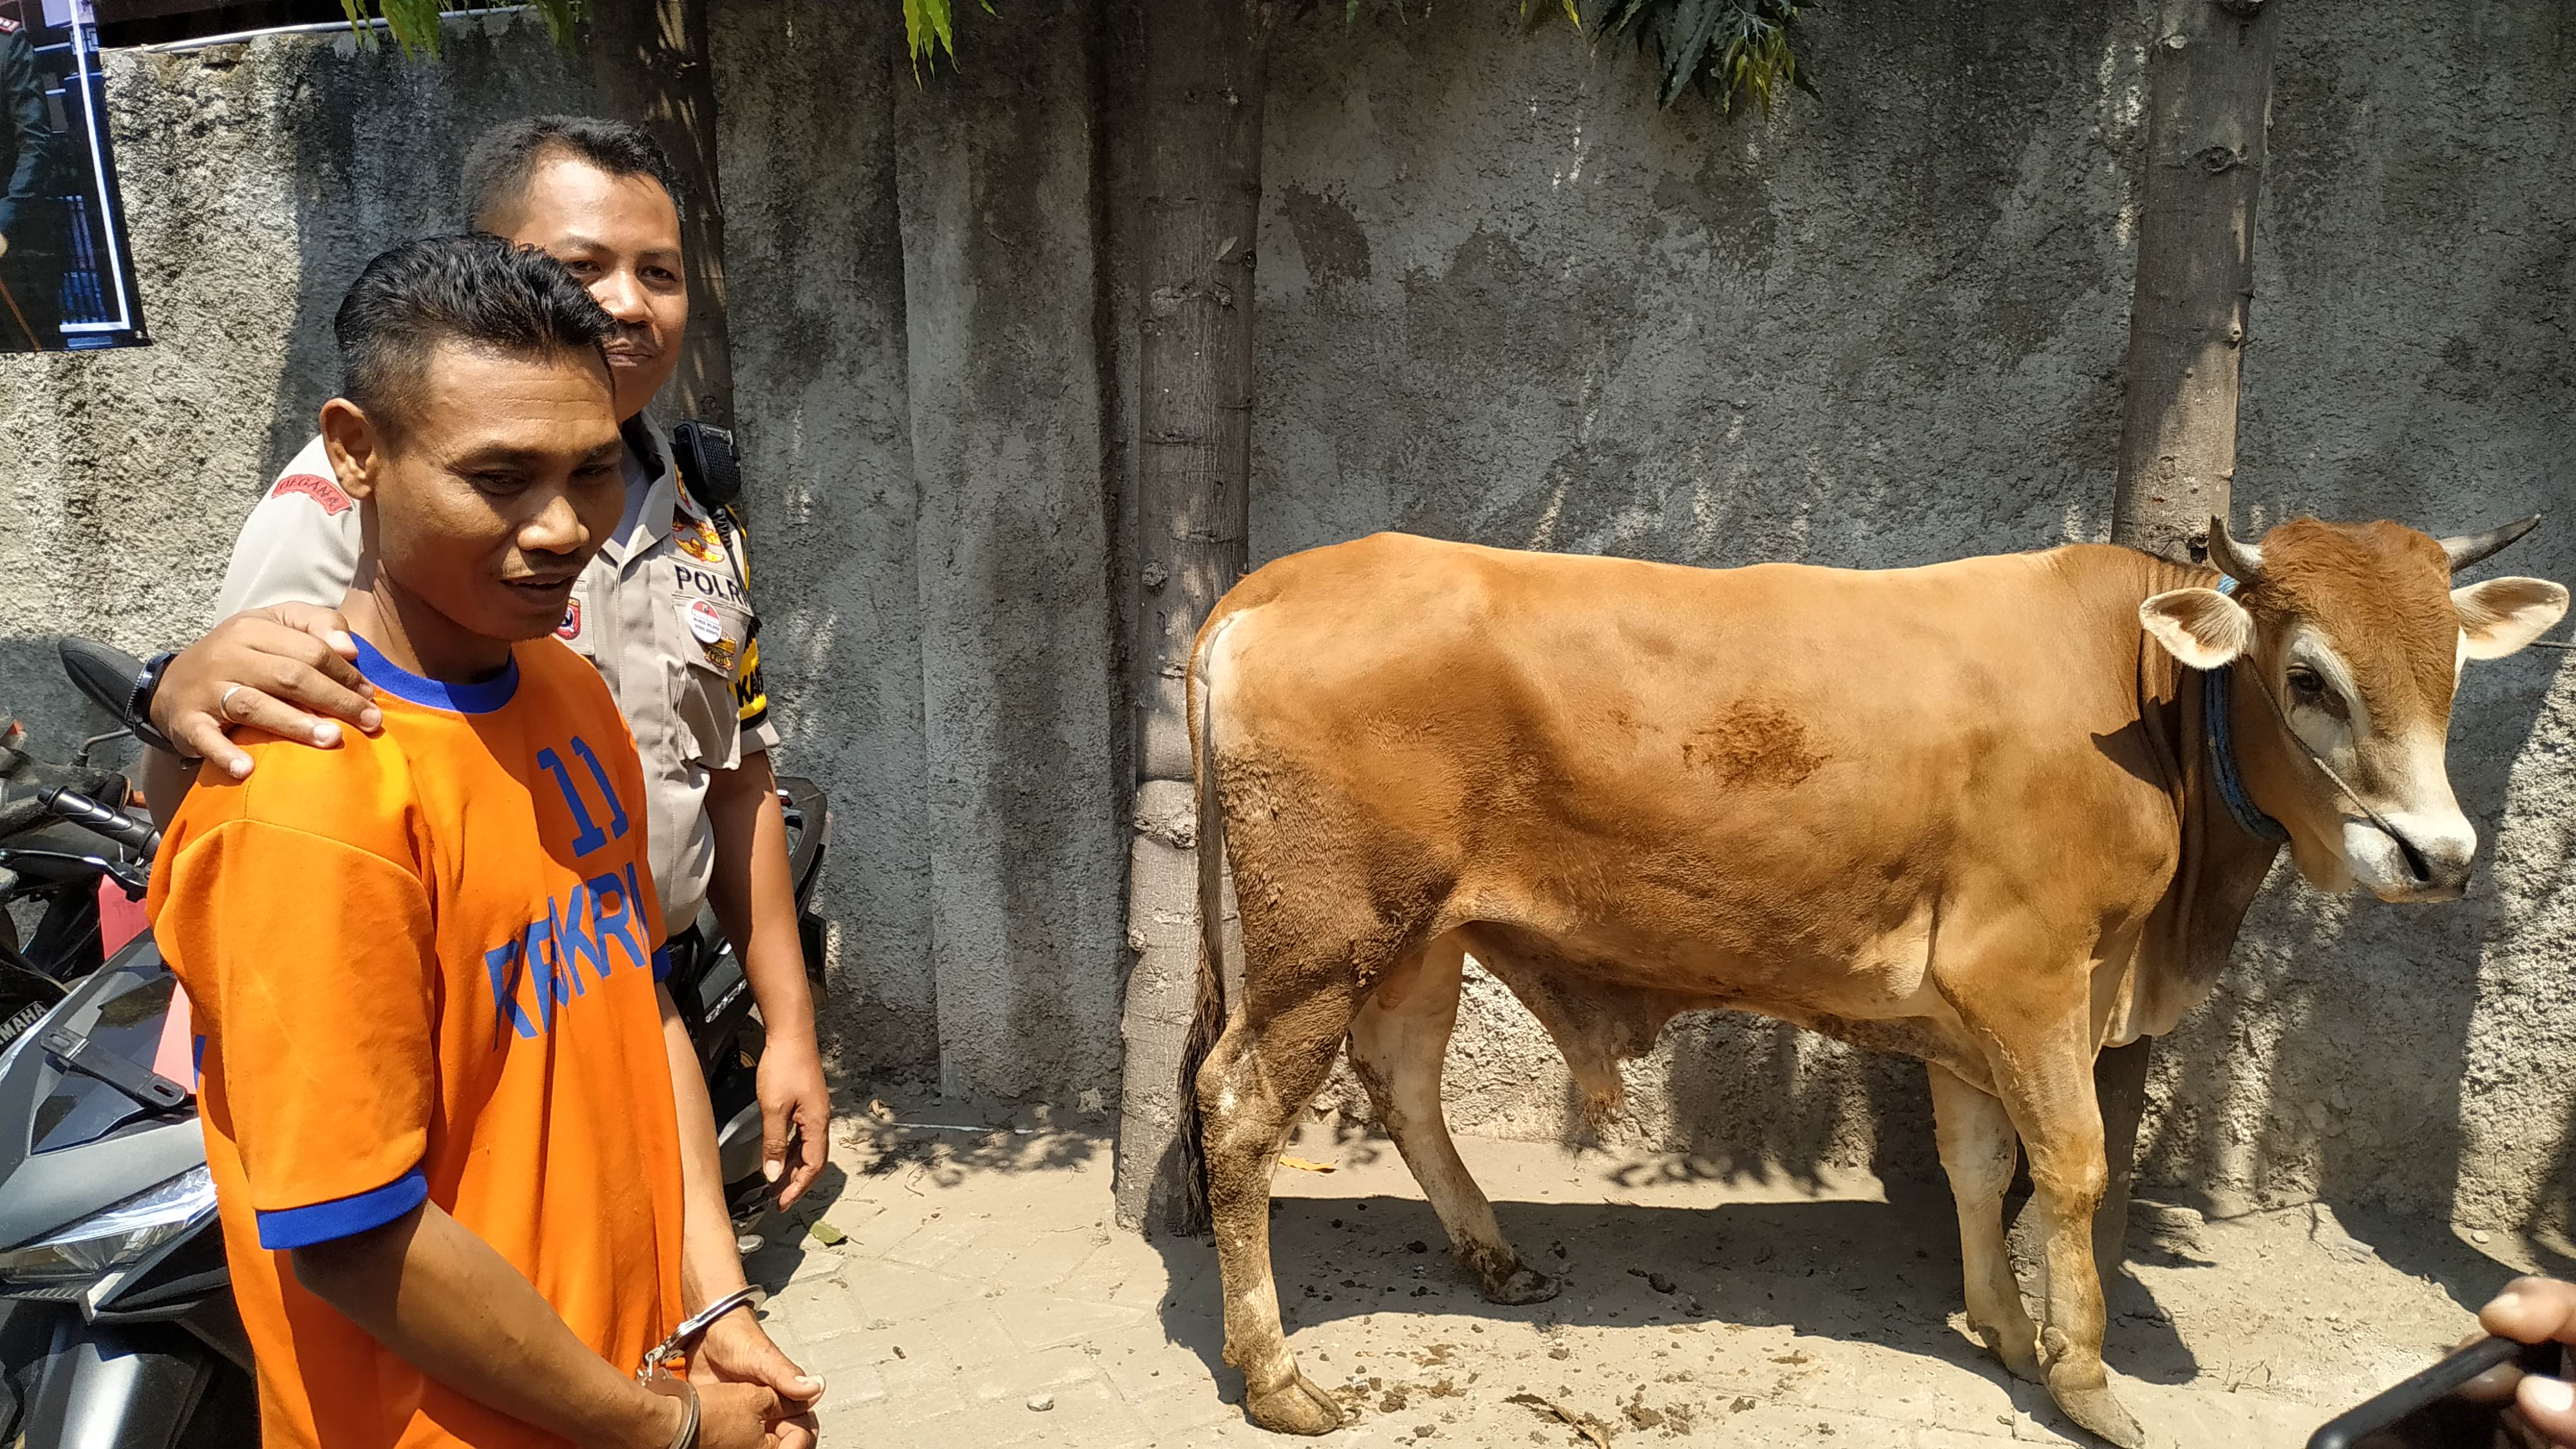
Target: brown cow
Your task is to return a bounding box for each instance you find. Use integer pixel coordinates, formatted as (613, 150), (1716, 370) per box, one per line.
(1176, 517), (2568, 1445)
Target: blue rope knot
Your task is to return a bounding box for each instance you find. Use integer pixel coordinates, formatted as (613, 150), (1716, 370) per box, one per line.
(2203, 573), (2290, 845)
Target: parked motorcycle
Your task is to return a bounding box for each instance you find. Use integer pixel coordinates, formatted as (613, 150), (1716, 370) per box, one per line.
(0, 636), (833, 1448)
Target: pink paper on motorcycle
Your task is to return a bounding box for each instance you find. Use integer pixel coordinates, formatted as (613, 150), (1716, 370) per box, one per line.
(99, 880), (195, 1089)
(151, 981), (195, 1090)
(95, 876), (147, 955)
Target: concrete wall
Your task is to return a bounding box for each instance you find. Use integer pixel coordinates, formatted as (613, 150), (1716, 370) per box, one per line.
(0, 1), (2569, 1231)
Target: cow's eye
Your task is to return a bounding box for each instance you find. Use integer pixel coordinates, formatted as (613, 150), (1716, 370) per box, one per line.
(2286, 665), (2343, 716)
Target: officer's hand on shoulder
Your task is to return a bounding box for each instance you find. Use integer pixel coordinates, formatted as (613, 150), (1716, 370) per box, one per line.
(152, 605), (382, 778)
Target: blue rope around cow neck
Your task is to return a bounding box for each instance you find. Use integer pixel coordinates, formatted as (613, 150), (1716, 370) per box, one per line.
(2204, 574), (2291, 845)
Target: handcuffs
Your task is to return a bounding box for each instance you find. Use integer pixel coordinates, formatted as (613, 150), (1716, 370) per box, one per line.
(636, 1286), (762, 1449)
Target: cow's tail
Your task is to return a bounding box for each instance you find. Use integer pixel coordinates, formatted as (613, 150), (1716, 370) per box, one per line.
(1170, 611), (1233, 1237)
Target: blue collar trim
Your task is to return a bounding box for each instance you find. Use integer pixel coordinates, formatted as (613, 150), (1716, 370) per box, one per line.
(351, 633), (520, 715)
(2203, 574), (2289, 845)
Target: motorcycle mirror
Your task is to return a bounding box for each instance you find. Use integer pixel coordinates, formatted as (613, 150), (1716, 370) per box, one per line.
(57, 637), (146, 719)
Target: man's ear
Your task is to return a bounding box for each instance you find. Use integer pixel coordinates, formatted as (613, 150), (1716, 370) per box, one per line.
(2455, 577), (2571, 659)
(317, 397), (383, 502)
(2140, 587), (2254, 669)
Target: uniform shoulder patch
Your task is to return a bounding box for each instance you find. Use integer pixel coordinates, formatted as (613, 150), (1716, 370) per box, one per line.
(270, 472), (353, 517)
(0, 17), (21, 32)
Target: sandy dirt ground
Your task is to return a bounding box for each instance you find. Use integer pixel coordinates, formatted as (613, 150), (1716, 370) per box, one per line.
(741, 1099), (2549, 1448)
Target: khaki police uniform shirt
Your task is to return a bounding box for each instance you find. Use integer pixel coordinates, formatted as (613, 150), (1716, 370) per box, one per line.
(211, 415), (776, 935)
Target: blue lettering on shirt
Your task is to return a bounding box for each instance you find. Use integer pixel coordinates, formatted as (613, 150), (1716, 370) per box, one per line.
(484, 878), (655, 1042)
(484, 737), (650, 1040)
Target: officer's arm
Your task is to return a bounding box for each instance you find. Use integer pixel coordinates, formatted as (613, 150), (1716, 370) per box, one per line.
(703, 753), (825, 1206)
(0, 32), (46, 240)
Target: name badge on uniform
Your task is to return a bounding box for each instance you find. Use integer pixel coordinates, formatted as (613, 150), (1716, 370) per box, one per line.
(682, 598), (737, 671)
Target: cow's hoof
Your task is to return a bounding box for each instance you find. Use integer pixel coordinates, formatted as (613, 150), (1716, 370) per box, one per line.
(1245, 1368), (1343, 1435)
(1481, 1265), (1560, 1306)
(2048, 1372), (2145, 1448)
(1971, 1321), (2045, 1384)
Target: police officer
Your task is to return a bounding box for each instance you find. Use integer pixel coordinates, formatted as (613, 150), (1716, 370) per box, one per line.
(0, 5), (60, 351)
(131, 117), (824, 1419)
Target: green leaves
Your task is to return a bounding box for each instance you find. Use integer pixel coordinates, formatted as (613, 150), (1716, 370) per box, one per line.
(335, 0), (582, 56)
(1596, 0), (1808, 117)
(904, 0), (996, 77)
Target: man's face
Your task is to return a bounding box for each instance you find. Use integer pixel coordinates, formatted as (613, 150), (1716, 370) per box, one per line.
(330, 342), (626, 645)
(488, 153), (687, 421)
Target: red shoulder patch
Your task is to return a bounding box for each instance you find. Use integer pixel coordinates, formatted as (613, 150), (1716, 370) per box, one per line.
(270, 472), (353, 516)
(0, 16), (21, 31)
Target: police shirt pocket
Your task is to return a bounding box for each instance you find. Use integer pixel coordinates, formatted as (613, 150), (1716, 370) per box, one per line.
(669, 592), (753, 772)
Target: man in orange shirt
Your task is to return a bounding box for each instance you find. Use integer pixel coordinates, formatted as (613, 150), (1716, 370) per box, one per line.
(149, 235), (815, 1448)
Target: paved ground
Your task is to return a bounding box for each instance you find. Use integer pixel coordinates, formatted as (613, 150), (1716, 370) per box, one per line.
(740, 1099), (2548, 1448)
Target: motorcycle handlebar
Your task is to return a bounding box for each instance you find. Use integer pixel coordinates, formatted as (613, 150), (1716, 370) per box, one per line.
(37, 787), (160, 859)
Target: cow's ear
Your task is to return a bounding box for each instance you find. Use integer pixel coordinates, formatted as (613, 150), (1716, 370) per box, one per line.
(2140, 588), (2253, 670)
(2455, 576), (2570, 659)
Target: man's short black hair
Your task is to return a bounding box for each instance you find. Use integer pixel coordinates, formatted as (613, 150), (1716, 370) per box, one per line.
(457, 115), (686, 231)
(334, 234), (615, 437)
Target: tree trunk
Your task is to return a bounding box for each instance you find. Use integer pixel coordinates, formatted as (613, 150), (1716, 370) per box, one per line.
(2095, 0), (2284, 1274)
(590, 0), (735, 428)
(2109, 0), (2284, 565)
(1112, 0), (1277, 1233)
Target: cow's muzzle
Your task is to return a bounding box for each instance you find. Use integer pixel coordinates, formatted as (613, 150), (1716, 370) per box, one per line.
(2344, 814), (2475, 902)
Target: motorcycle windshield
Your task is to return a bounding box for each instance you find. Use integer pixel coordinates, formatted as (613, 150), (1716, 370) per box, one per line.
(32, 956), (179, 1155)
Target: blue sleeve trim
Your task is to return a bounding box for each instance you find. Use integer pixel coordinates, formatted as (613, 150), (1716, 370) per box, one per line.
(255, 1169), (428, 1250)
(652, 946), (672, 982)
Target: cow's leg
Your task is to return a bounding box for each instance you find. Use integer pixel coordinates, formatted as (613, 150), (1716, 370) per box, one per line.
(1198, 993), (1359, 1435)
(1347, 933), (1557, 1305)
(1984, 1030), (2144, 1449)
(1929, 1063), (2043, 1383)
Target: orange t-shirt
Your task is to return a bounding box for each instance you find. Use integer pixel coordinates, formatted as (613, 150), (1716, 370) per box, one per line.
(148, 633), (685, 1448)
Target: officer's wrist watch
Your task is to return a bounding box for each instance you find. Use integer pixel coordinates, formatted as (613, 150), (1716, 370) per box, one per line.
(126, 652), (193, 761)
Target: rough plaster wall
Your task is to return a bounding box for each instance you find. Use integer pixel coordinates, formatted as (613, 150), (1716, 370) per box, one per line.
(890, 0), (1126, 1103)
(1249, 1), (2576, 1229)
(0, 16), (585, 736)
(710, 0), (940, 1078)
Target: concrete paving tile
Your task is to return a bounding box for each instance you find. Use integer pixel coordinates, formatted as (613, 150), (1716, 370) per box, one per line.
(1055, 1254), (1169, 1317)
(882, 1207), (1007, 1271)
(806, 1356), (891, 1411)
(2127, 1382), (2333, 1449)
(1915, 1426), (2021, 1447)
(992, 1224), (1123, 1292)
(2007, 1404), (2085, 1444)
(900, 1296), (1028, 1374)
(784, 1255), (978, 1341)
(989, 1285), (1155, 1351)
(812, 1388), (965, 1443)
(956, 1344), (1112, 1403)
(1121, 1377), (1245, 1441)
(813, 1190), (911, 1251)
(1095, 1333), (1227, 1406)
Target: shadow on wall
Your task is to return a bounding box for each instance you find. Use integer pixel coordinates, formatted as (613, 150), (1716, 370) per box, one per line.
(0, 636), (118, 756)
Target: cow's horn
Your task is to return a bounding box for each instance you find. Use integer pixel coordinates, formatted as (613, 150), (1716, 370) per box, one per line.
(2439, 513), (2543, 573)
(2206, 515), (2263, 586)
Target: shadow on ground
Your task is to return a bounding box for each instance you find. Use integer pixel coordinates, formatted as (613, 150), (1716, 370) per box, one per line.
(1146, 1186), (2203, 1441)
